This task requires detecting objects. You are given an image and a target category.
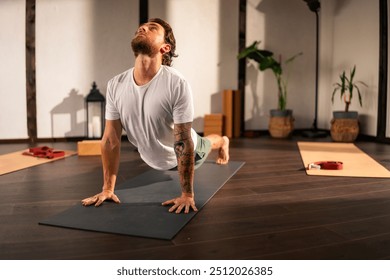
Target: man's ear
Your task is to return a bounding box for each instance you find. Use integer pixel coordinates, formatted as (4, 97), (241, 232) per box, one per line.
(160, 43), (171, 55)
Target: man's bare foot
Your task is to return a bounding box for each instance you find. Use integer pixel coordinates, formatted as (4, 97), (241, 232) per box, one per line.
(216, 136), (229, 164)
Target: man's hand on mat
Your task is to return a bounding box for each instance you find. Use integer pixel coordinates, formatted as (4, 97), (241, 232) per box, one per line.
(162, 193), (198, 214)
(81, 190), (121, 207)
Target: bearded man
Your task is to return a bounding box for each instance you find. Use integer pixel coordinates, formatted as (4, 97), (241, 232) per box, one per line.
(82, 18), (230, 214)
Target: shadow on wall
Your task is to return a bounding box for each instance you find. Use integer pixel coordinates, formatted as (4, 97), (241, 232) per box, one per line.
(149, 0), (168, 20)
(193, 117), (204, 134)
(253, 0), (315, 129)
(333, 0), (353, 15)
(210, 91), (223, 114)
(84, 0), (138, 139)
(50, 89), (85, 137)
(245, 63), (262, 129)
(256, 0), (292, 112)
(218, 0), (239, 91)
(91, 0), (137, 94)
(216, 0), (239, 133)
(195, 0), (239, 132)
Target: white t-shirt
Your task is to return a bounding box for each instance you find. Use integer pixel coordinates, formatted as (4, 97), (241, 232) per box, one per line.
(105, 65), (198, 170)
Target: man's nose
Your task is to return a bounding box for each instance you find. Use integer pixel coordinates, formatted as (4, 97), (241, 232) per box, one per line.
(138, 25), (147, 33)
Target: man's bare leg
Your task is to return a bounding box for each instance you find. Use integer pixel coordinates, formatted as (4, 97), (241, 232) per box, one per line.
(204, 134), (230, 164)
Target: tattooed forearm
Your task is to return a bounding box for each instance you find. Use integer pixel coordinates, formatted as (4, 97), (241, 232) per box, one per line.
(174, 141), (185, 156)
(174, 123), (195, 195)
(174, 141), (193, 158)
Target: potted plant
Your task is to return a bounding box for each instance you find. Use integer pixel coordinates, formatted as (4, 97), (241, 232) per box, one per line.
(237, 41), (302, 138)
(330, 65), (367, 142)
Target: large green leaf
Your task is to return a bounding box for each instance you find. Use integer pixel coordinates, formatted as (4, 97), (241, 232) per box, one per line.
(237, 40), (301, 111)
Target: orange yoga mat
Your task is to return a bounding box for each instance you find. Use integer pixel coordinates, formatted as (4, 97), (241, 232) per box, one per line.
(0, 149), (77, 176)
(297, 141), (390, 178)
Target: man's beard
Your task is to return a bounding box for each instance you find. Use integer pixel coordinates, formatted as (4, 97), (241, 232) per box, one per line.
(131, 36), (159, 57)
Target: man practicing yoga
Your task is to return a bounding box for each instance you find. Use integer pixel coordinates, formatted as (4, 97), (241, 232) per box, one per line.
(82, 18), (230, 214)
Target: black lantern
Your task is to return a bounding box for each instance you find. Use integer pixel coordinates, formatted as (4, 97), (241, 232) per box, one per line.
(85, 82), (105, 139)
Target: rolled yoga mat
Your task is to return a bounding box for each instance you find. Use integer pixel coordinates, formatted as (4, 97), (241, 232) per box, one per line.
(40, 161), (245, 240)
(298, 141), (390, 178)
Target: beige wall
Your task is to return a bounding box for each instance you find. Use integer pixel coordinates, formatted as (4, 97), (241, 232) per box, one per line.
(319, 0), (379, 136)
(36, 0), (138, 138)
(245, 0), (317, 130)
(0, 0), (383, 139)
(245, 0), (380, 135)
(150, 0), (239, 131)
(0, 0), (27, 139)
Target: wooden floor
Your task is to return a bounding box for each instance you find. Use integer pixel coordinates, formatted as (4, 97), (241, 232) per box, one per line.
(1, 136), (390, 260)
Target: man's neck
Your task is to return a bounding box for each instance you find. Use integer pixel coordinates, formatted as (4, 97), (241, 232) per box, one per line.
(133, 55), (162, 86)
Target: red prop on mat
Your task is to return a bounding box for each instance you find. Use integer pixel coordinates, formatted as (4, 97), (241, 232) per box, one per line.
(308, 161), (343, 170)
(22, 146), (65, 159)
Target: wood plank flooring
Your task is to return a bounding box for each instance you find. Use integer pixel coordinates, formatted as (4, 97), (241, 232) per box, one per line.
(1, 137), (390, 259)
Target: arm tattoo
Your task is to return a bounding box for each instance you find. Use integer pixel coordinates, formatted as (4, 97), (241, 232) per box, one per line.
(174, 123), (195, 195)
(174, 141), (185, 157)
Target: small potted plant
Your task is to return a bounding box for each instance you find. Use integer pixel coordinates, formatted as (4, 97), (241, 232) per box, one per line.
(330, 65), (367, 142)
(238, 41), (302, 138)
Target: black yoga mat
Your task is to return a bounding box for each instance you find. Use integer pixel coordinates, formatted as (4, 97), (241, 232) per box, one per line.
(39, 161), (244, 240)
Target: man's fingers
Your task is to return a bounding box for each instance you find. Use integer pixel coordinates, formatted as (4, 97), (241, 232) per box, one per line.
(95, 193), (119, 207)
(81, 196), (97, 206)
(94, 197), (104, 207)
(162, 199), (175, 206)
(82, 193), (121, 207)
(184, 203), (197, 213)
(169, 203), (178, 213)
(175, 204), (185, 214)
(163, 197), (197, 214)
(81, 197), (92, 204)
(111, 194), (121, 204)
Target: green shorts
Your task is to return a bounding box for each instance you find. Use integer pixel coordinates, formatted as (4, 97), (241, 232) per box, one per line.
(170, 134), (211, 170)
(194, 134), (212, 169)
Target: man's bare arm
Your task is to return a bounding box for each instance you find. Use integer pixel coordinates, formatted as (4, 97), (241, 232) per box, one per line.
(174, 122), (195, 195)
(101, 119), (123, 193)
(81, 119), (123, 206)
(162, 122), (197, 213)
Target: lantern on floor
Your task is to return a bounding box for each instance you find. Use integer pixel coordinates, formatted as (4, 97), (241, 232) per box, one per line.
(85, 82), (105, 139)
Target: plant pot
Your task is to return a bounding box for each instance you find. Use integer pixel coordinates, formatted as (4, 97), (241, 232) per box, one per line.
(268, 109), (294, 138)
(330, 111), (359, 142)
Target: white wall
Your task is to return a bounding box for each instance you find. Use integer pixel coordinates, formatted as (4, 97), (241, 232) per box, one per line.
(245, 0), (267, 129)
(245, 0), (317, 130)
(319, 0), (379, 136)
(0, 0), (383, 139)
(149, 0), (239, 131)
(245, 0), (380, 136)
(36, 0), (138, 138)
(0, 0), (28, 139)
